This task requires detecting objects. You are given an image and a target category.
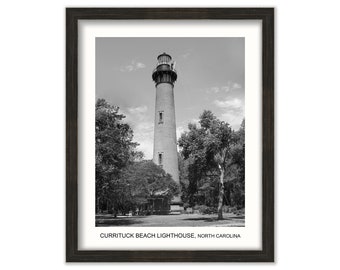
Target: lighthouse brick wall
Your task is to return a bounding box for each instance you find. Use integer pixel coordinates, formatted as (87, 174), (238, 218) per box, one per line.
(153, 82), (179, 184)
(152, 53), (180, 190)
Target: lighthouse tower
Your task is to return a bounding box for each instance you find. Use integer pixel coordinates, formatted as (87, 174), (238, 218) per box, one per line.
(152, 53), (181, 209)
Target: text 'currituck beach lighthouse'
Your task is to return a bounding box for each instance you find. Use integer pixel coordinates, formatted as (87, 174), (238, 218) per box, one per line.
(152, 53), (182, 211)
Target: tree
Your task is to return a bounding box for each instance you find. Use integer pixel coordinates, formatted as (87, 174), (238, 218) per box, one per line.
(228, 119), (245, 207)
(120, 161), (180, 214)
(95, 98), (142, 213)
(178, 110), (241, 219)
(178, 154), (190, 207)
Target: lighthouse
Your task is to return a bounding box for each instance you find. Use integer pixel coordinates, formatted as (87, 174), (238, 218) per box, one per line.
(152, 53), (181, 210)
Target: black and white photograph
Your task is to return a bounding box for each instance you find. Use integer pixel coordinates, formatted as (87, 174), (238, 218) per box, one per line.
(95, 38), (245, 227)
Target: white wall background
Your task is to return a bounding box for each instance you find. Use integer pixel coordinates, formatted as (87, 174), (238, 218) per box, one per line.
(0, 0), (339, 269)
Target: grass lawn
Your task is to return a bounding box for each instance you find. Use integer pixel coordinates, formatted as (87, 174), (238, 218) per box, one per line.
(96, 213), (245, 227)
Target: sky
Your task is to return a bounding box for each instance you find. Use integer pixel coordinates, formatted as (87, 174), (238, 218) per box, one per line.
(96, 38), (245, 159)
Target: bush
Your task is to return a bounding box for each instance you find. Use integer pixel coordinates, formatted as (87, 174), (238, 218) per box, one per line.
(193, 205), (216, 214)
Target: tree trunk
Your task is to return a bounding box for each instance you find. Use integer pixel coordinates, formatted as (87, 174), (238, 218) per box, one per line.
(96, 197), (99, 214)
(217, 167), (225, 220)
(152, 199), (154, 215)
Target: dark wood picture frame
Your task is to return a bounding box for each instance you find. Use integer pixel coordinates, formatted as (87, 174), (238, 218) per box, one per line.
(66, 8), (274, 262)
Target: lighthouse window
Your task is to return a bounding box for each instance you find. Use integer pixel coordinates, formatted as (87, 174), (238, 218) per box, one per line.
(158, 153), (163, 165)
(159, 112), (163, 124)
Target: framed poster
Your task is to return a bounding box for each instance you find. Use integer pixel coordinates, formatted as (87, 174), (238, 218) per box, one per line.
(66, 8), (274, 262)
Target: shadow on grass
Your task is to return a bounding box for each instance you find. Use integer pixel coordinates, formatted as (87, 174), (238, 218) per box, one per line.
(183, 215), (245, 222)
(96, 215), (149, 220)
(228, 216), (245, 219)
(96, 217), (145, 227)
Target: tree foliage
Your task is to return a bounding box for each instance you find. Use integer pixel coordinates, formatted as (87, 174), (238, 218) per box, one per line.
(95, 99), (179, 215)
(121, 161), (180, 205)
(95, 98), (142, 213)
(178, 110), (245, 219)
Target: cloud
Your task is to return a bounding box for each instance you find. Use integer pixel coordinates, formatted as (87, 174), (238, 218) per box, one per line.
(136, 62), (146, 69)
(208, 87), (220, 94)
(128, 105), (148, 115)
(213, 98), (243, 109)
(180, 52), (191, 59)
(176, 126), (186, 139)
(232, 82), (242, 89)
(206, 81), (243, 94)
(219, 112), (244, 130)
(190, 118), (200, 125)
(123, 65), (134, 72)
(121, 105), (154, 159)
(133, 122), (154, 160)
(176, 126), (186, 151)
(120, 60), (146, 72)
(213, 97), (244, 130)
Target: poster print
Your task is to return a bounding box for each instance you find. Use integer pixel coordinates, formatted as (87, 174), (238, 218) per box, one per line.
(95, 38), (245, 228)
(66, 8), (274, 262)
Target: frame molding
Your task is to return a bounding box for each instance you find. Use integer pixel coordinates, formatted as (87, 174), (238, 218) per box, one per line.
(66, 7), (274, 262)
